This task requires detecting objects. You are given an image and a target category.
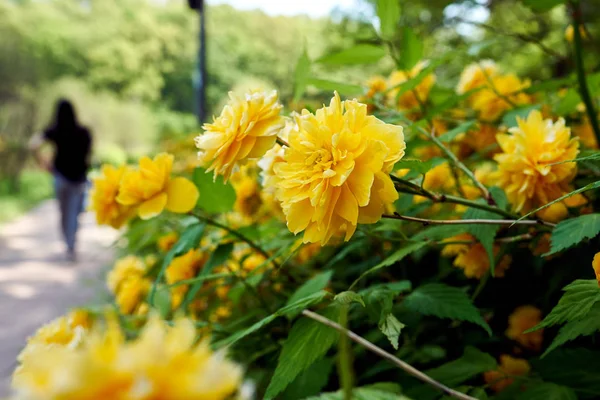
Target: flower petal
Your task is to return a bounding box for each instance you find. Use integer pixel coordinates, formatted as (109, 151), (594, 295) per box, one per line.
(165, 177), (200, 214)
(138, 193), (168, 220)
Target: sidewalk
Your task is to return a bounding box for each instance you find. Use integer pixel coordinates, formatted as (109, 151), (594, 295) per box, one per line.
(0, 200), (118, 396)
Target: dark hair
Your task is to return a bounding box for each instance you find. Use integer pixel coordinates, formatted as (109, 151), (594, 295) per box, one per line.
(51, 99), (80, 132)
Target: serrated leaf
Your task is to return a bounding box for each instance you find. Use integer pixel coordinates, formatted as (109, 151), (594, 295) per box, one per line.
(502, 105), (541, 128)
(350, 241), (427, 289)
(293, 48), (311, 102)
(438, 120), (477, 143)
(192, 168), (236, 213)
(532, 348), (600, 397)
(317, 44), (386, 65)
(307, 78), (363, 95)
(398, 27), (423, 70)
(334, 291), (365, 307)
(522, 0), (565, 12)
(543, 302), (600, 357)
(379, 313), (404, 350)
(516, 382), (578, 400)
(359, 281), (412, 296)
(464, 203), (501, 274)
(264, 306), (341, 399)
(281, 358), (334, 400)
(376, 0), (400, 39)
(517, 180), (600, 221)
(403, 283), (491, 335)
(531, 280), (600, 331)
(286, 271), (333, 316)
(545, 214), (600, 256)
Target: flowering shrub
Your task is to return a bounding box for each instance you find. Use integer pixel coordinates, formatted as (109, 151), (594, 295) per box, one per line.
(10, 1), (600, 399)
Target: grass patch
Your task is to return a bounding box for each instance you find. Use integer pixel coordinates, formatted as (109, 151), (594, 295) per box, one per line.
(0, 170), (54, 223)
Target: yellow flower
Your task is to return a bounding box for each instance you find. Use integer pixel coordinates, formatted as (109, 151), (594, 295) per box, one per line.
(272, 92), (405, 244)
(387, 61), (435, 111)
(593, 252), (600, 287)
(157, 232), (179, 252)
(470, 74), (531, 121)
(443, 234), (511, 279)
(12, 316), (242, 400)
(535, 201), (568, 223)
(166, 249), (206, 308)
(423, 163), (456, 192)
(565, 24), (588, 42)
(115, 274), (150, 314)
(506, 305), (544, 351)
(366, 75), (387, 98)
(464, 124), (499, 154)
(574, 118), (599, 149)
(494, 110), (579, 213)
(233, 174), (263, 218)
(484, 355), (530, 393)
(117, 153), (200, 220)
(296, 242), (323, 264)
(456, 60), (498, 95)
(89, 165), (135, 228)
(107, 255), (146, 294)
(195, 90), (285, 182)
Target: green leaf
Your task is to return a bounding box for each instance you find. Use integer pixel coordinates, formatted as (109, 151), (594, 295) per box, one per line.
(502, 104), (541, 128)
(350, 241), (427, 289)
(149, 222), (206, 305)
(317, 44), (386, 65)
(522, 0), (564, 12)
(281, 358), (334, 400)
(152, 285), (171, 318)
(543, 303), (600, 357)
(516, 382), (578, 400)
(286, 271), (333, 315)
(403, 283), (491, 335)
(307, 78), (363, 95)
(293, 48), (311, 102)
(379, 313), (404, 350)
(181, 242), (234, 309)
(550, 151), (600, 165)
(264, 306), (341, 399)
(305, 387), (410, 400)
(213, 290), (330, 349)
(376, 0), (400, 39)
(464, 203), (501, 274)
(398, 27), (423, 70)
(438, 120), (477, 143)
(407, 347), (496, 398)
(192, 167), (236, 213)
(359, 281), (412, 296)
(545, 214), (600, 256)
(334, 291), (365, 307)
(393, 158), (439, 173)
(531, 280), (600, 331)
(533, 348), (600, 397)
(553, 89), (581, 115)
(517, 180), (600, 222)
(412, 225), (469, 241)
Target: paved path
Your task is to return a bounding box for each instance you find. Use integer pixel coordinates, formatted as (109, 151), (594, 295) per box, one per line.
(0, 200), (118, 396)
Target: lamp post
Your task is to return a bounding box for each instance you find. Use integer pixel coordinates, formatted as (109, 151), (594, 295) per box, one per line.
(188, 0), (206, 124)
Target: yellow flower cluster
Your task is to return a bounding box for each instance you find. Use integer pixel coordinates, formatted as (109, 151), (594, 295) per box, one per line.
(457, 61), (532, 121)
(494, 110), (579, 213)
(12, 315), (242, 400)
(90, 153), (200, 226)
(442, 234), (511, 279)
(166, 249), (207, 308)
(505, 305), (544, 352)
(107, 255), (150, 314)
(157, 231), (179, 252)
(387, 61), (436, 112)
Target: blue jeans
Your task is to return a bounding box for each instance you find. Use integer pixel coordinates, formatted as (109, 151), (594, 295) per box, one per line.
(54, 173), (86, 253)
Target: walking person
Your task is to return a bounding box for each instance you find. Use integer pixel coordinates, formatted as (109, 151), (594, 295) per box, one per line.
(29, 99), (92, 262)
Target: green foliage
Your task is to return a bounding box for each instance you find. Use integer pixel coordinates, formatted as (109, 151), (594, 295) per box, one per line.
(543, 303), (600, 357)
(521, 0), (565, 12)
(265, 307), (341, 399)
(307, 78), (364, 95)
(437, 120), (477, 143)
(398, 27), (423, 70)
(317, 44), (387, 65)
(192, 168), (236, 214)
(294, 49), (311, 102)
(516, 383), (577, 400)
(286, 271), (333, 314)
(545, 214), (600, 256)
(379, 314), (405, 350)
(0, 171), (53, 223)
(532, 349), (600, 397)
(463, 202), (503, 273)
(403, 284), (492, 335)
(502, 105), (542, 128)
(305, 386), (410, 400)
(334, 291), (366, 307)
(376, 0), (401, 40)
(281, 358), (334, 400)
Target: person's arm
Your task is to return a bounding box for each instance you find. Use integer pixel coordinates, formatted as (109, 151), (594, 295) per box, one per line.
(28, 132), (52, 172)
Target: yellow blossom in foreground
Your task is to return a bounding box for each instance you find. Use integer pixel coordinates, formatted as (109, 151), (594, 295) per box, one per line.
(484, 355), (530, 393)
(89, 165), (135, 228)
(593, 252), (600, 287)
(117, 153), (200, 220)
(272, 92), (405, 244)
(166, 249), (206, 308)
(196, 90), (285, 181)
(387, 61), (436, 111)
(470, 74), (531, 121)
(157, 231), (179, 252)
(12, 316), (242, 400)
(456, 60), (498, 95)
(506, 305), (544, 351)
(494, 110), (579, 213)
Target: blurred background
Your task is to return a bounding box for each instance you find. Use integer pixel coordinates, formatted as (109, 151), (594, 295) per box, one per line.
(0, 0), (598, 222)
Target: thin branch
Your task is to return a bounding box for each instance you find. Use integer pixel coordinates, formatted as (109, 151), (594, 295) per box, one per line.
(301, 310), (478, 400)
(570, 1), (600, 145)
(383, 213), (556, 228)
